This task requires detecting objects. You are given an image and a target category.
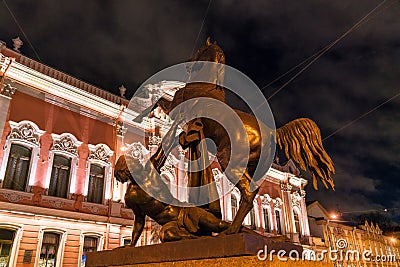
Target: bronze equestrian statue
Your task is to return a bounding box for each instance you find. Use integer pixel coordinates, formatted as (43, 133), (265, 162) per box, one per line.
(121, 38), (335, 239)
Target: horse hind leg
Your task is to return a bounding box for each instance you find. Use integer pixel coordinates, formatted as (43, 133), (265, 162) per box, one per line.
(226, 170), (259, 234)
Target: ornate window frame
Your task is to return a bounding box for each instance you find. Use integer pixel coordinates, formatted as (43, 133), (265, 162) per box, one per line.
(114, 142), (149, 203)
(291, 192), (304, 235)
(0, 120), (44, 189)
(229, 188), (240, 222)
(245, 199), (259, 228)
(292, 206), (304, 235)
(261, 194), (273, 232)
(84, 144), (113, 203)
(44, 133), (82, 197)
(35, 227), (67, 267)
(120, 235), (132, 246)
(0, 223), (23, 267)
(273, 197), (284, 235)
(78, 232), (104, 267)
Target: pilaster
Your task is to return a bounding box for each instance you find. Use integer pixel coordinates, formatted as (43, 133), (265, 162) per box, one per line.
(0, 83), (15, 145)
(280, 182), (294, 237)
(299, 189), (310, 236)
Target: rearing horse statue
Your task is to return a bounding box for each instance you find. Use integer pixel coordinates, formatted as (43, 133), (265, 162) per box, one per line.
(137, 38), (335, 235)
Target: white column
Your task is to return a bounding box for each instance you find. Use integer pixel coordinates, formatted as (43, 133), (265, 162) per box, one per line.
(114, 121), (127, 202)
(299, 189), (311, 236)
(280, 182), (294, 237)
(177, 147), (188, 202)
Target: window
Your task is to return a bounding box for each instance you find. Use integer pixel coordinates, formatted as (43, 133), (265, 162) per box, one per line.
(275, 210), (282, 235)
(263, 208), (270, 233)
(81, 236), (98, 267)
(87, 165), (105, 204)
(86, 144), (113, 202)
(293, 211), (301, 235)
(48, 155), (71, 198)
(249, 208), (256, 230)
(39, 233), (60, 267)
(0, 121), (43, 189)
(3, 144), (31, 191)
(0, 229), (15, 267)
(231, 195), (238, 220)
(122, 238), (131, 246)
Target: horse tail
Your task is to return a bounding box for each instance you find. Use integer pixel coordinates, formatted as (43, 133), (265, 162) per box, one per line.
(276, 118), (335, 190)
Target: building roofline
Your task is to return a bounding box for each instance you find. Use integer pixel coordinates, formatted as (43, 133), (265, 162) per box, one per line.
(307, 200), (330, 218)
(0, 44), (129, 106)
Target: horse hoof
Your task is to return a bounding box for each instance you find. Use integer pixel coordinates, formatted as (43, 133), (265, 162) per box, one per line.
(219, 228), (236, 235)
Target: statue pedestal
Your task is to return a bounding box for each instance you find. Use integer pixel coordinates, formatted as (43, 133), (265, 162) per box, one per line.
(86, 233), (307, 267)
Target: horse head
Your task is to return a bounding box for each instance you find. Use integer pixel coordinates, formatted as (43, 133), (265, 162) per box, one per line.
(189, 37), (225, 64)
(114, 155), (143, 184)
(186, 37), (225, 86)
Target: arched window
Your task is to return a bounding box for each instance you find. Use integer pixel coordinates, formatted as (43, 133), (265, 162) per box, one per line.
(263, 208), (270, 233)
(45, 133), (81, 198)
(0, 121), (43, 190)
(0, 228), (15, 266)
(48, 155), (71, 198)
(79, 232), (103, 267)
(293, 211), (302, 236)
(231, 194), (238, 220)
(249, 207), (256, 230)
(87, 164), (105, 204)
(81, 236), (100, 267)
(85, 144), (113, 204)
(39, 232), (60, 267)
(3, 144), (32, 191)
(0, 224), (22, 267)
(36, 228), (67, 267)
(275, 210), (283, 235)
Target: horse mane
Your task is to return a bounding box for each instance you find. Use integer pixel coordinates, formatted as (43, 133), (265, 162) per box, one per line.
(191, 37), (225, 64)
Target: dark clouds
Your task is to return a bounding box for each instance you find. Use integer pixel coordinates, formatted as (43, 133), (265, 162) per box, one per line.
(1, 0), (400, 221)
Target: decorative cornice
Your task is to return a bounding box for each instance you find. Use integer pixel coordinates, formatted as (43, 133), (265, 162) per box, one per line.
(115, 121), (127, 136)
(89, 144), (113, 164)
(148, 135), (162, 146)
(51, 133), (82, 156)
(46, 199), (67, 209)
(177, 146), (187, 156)
(1, 83), (16, 98)
(273, 198), (283, 208)
(124, 142), (149, 163)
(160, 154), (177, 178)
(280, 182), (292, 192)
(291, 192), (301, 207)
(0, 191), (29, 202)
(9, 120), (43, 146)
(0, 53), (125, 119)
(261, 194), (272, 207)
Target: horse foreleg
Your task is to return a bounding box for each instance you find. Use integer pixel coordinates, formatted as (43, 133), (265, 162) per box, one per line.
(133, 98), (172, 123)
(226, 171), (259, 234)
(150, 122), (179, 172)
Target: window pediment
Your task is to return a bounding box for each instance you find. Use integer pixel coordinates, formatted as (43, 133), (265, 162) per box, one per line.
(51, 133), (82, 156)
(88, 144), (113, 164)
(9, 120), (44, 146)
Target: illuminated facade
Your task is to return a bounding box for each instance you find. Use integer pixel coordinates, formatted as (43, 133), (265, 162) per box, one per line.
(0, 39), (311, 267)
(307, 201), (400, 266)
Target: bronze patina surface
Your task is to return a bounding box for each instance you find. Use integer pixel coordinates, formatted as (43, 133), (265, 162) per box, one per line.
(114, 156), (256, 245)
(118, 38), (335, 242)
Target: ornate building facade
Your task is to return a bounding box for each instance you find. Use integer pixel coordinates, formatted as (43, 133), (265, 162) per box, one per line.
(307, 201), (400, 266)
(0, 39), (310, 267)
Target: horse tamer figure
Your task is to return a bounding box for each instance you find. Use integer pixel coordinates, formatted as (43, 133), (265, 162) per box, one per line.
(118, 38), (335, 241)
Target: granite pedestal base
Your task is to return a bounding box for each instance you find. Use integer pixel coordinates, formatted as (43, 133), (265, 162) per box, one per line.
(86, 233), (311, 267)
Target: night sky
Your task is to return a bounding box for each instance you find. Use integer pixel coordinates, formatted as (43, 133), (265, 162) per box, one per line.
(1, 0), (400, 222)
